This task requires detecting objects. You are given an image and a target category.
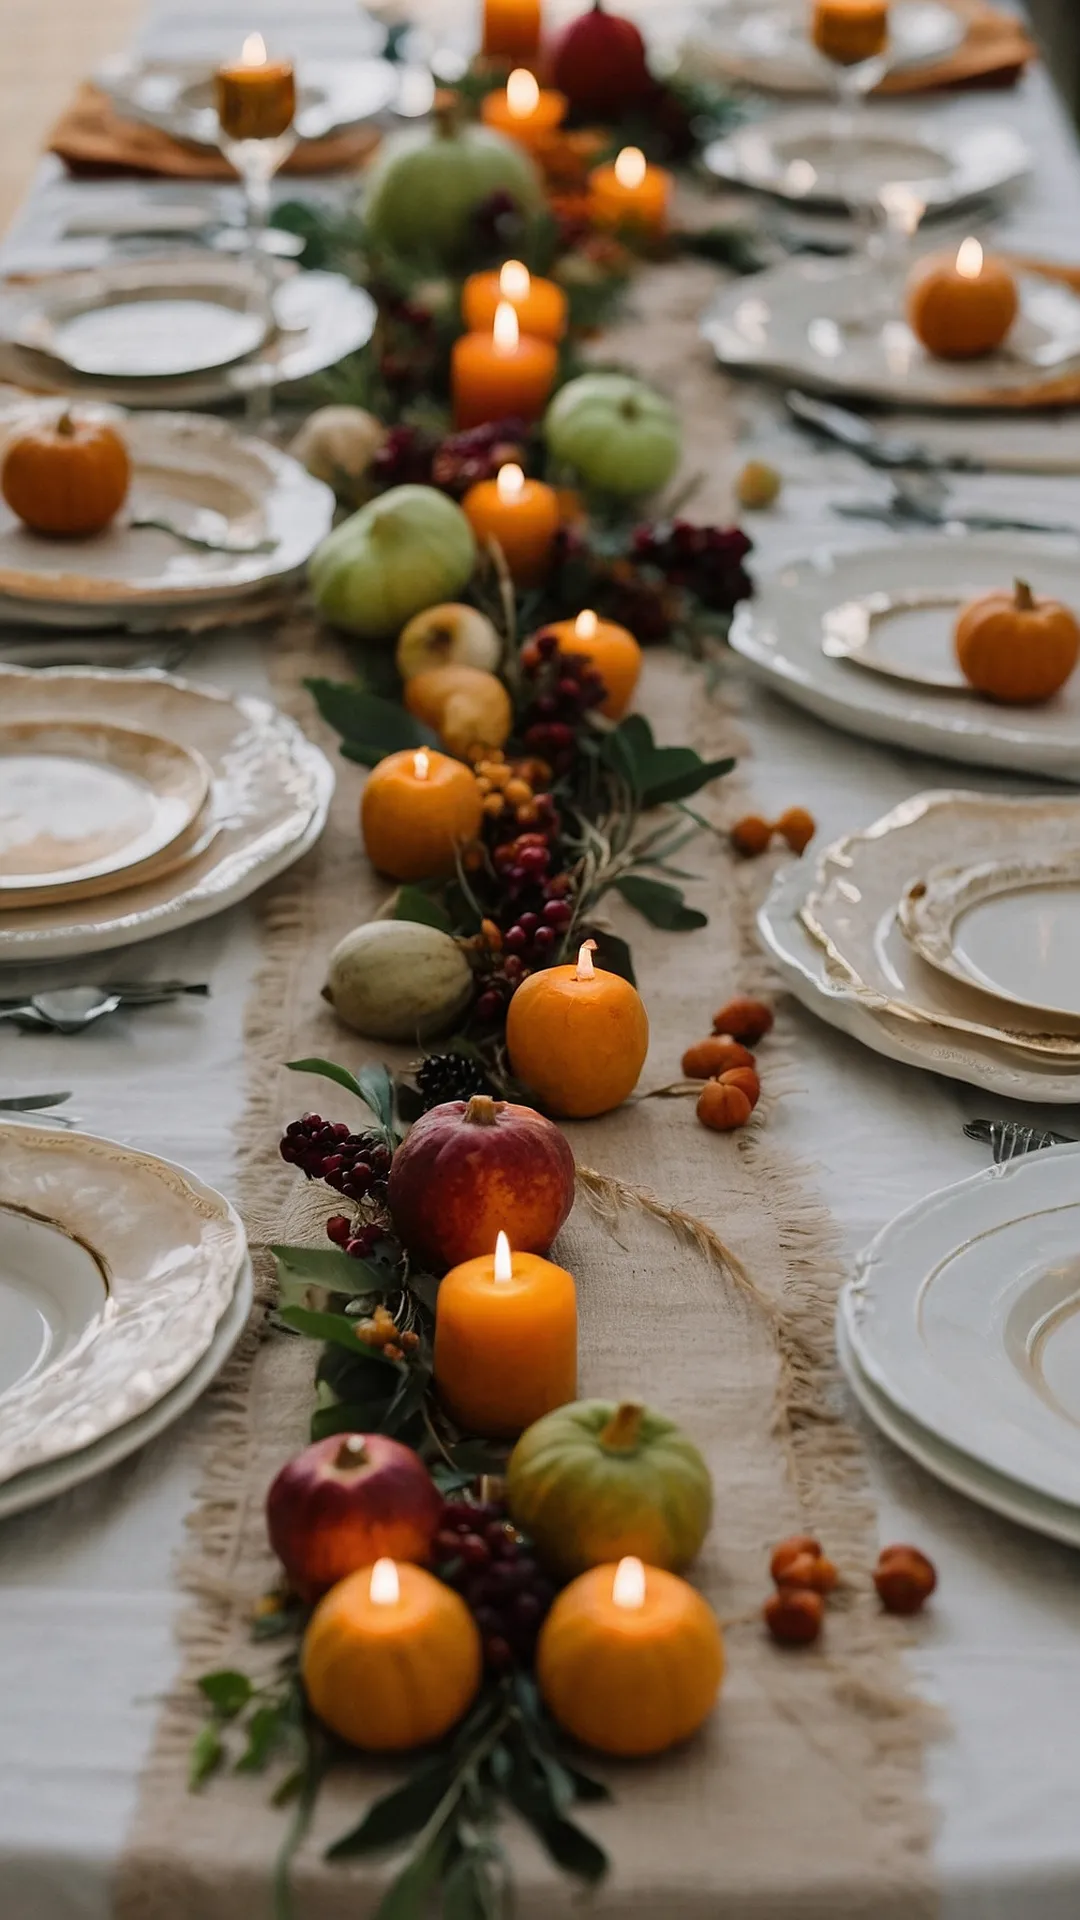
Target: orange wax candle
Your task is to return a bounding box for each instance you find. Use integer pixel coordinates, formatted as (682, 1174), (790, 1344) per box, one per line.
(482, 0), (542, 62)
(506, 938), (649, 1117)
(811, 0), (888, 64)
(462, 462), (561, 587)
(588, 146), (671, 236)
(481, 67), (567, 152)
(434, 1230), (577, 1439)
(906, 236), (1018, 361)
(462, 259), (568, 343)
(360, 746), (482, 881)
(537, 1557), (724, 1756)
(215, 32), (296, 140)
(451, 299), (558, 431)
(541, 608), (642, 718)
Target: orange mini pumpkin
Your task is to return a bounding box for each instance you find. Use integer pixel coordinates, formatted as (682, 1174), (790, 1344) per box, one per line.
(506, 942), (649, 1117)
(906, 244), (1018, 362)
(954, 579), (1080, 705)
(1, 410), (130, 536)
(535, 612), (643, 719)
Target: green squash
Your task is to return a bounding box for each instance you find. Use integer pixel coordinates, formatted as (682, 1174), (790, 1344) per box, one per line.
(507, 1399), (713, 1578)
(309, 485), (477, 642)
(544, 372), (681, 499)
(363, 117), (544, 266)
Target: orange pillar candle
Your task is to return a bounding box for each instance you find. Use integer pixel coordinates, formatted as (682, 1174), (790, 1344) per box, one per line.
(462, 462), (561, 587)
(360, 746), (482, 881)
(537, 1556), (724, 1756)
(215, 33), (296, 140)
(462, 259), (568, 343)
(451, 300), (558, 430)
(482, 0), (542, 63)
(481, 67), (567, 152)
(811, 0), (889, 64)
(506, 938), (649, 1118)
(588, 146), (671, 236)
(540, 608), (642, 718)
(906, 237), (1019, 361)
(434, 1230), (578, 1439)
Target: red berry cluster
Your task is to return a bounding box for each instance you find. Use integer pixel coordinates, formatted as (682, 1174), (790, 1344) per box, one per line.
(369, 423), (436, 490)
(279, 1116), (392, 1202)
(632, 519), (754, 613)
(431, 418), (528, 497)
(518, 632), (606, 772)
(324, 1216), (389, 1261)
(434, 1495), (556, 1671)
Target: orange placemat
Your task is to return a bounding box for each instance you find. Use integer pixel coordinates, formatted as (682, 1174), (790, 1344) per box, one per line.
(878, 0), (1036, 93)
(48, 81), (380, 178)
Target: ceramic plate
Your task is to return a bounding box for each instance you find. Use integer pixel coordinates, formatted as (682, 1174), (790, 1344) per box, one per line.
(730, 536), (1080, 780)
(96, 54), (394, 145)
(820, 586), (972, 690)
(703, 110), (1029, 213)
(24, 286), (269, 380)
(702, 254), (1080, 407)
(0, 402), (332, 612)
(0, 1121), (247, 1485)
(842, 1143), (1080, 1511)
(690, 0), (964, 92)
(757, 855), (1080, 1103)
(0, 666), (333, 960)
(0, 718), (208, 902)
(901, 858), (1080, 1024)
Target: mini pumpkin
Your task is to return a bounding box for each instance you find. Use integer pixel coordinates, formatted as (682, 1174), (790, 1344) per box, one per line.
(404, 663), (512, 756)
(906, 247), (1018, 361)
(954, 578), (1080, 704)
(2, 410), (130, 537)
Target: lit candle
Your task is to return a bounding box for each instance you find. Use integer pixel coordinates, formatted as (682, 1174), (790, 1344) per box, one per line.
(215, 32), (296, 141)
(481, 67), (567, 151)
(505, 938), (650, 1117)
(360, 746), (483, 881)
(462, 259), (568, 344)
(537, 608), (642, 718)
(462, 461), (561, 588)
(588, 146), (671, 236)
(906, 236), (1019, 360)
(811, 0), (889, 65)
(451, 299), (559, 431)
(482, 0), (542, 63)
(301, 1557), (483, 1751)
(434, 1229), (578, 1439)
(537, 1556), (725, 1755)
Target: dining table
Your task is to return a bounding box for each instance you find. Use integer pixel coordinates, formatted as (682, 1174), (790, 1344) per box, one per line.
(3, 1), (1080, 1917)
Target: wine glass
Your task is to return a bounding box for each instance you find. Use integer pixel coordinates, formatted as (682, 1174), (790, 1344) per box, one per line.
(810, 2), (890, 143)
(215, 35), (297, 288)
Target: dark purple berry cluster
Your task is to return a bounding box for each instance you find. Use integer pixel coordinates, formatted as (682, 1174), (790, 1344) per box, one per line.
(279, 1115), (392, 1202)
(633, 519), (754, 612)
(431, 418), (528, 497)
(518, 633), (606, 772)
(435, 1496), (556, 1671)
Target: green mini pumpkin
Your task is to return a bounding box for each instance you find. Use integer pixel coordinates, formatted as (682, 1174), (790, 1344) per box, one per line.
(363, 115), (544, 266)
(309, 485), (477, 642)
(544, 372), (681, 499)
(507, 1399), (713, 1578)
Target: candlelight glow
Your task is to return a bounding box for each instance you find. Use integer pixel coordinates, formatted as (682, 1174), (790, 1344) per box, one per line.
(492, 300), (520, 355)
(369, 1557), (400, 1606)
(240, 31), (268, 66)
(496, 462), (525, 503)
(575, 938), (597, 981)
(612, 1555), (647, 1610)
(412, 747), (430, 781)
(499, 259), (531, 302)
(614, 146), (647, 191)
(575, 608), (598, 641)
(506, 67), (540, 118)
(493, 1229), (513, 1283)
(956, 237), (984, 280)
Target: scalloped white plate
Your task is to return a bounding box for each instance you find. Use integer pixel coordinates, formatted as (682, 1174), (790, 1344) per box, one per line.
(703, 110), (1029, 213)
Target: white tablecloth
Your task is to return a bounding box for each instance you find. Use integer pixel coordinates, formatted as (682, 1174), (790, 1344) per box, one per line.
(4, 4), (1080, 1915)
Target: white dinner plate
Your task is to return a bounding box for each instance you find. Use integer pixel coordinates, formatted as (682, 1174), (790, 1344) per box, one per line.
(841, 1143), (1080, 1511)
(730, 537), (1080, 780)
(28, 291), (268, 381)
(690, 0), (964, 93)
(96, 54), (395, 146)
(702, 254), (1080, 407)
(901, 858), (1080, 1024)
(703, 110), (1029, 214)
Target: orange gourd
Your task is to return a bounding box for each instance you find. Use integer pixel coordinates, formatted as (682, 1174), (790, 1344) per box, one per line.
(301, 1561), (482, 1751)
(954, 579), (1080, 704)
(360, 747), (482, 880)
(506, 948), (649, 1117)
(2, 411), (130, 536)
(906, 250), (1018, 361)
(536, 615), (643, 719)
(404, 663), (512, 756)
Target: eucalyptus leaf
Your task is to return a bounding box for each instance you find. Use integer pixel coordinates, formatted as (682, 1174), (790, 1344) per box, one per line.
(613, 874), (708, 931)
(278, 1304), (399, 1360)
(640, 753), (735, 808)
(272, 1243), (389, 1301)
(442, 1850), (494, 1920)
(189, 1722), (224, 1788)
(198, 1670), (253, 1719)
(394, 887), (453, 933)
(356, 1063), (398, 1137)
(502, 1736), (608, 1885)
(285, 1057), (367, 1102)
(237, 1703), (291, 1775)
(306, 678), (439, 759)
(326, 1759), (456, 1858)
(372, 1825), (456, 1920)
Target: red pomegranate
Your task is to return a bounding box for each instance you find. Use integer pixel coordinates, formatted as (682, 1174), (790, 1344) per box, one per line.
(549, 1), (654, 118)
(388, 1093), (576, 1270)
(267, 1433), (443, 1599)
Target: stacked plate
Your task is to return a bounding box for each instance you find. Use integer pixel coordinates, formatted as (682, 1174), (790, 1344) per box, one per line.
(0, 664), (333, 960)
(840, 1144), (1080, 1548)
(0, 1120), (250, 1520)
(689, 0), (964, 93)
(759, 787), (1080, 1102)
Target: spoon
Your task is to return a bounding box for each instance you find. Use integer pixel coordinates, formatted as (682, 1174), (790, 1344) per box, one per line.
(0, 987), (122, 1033)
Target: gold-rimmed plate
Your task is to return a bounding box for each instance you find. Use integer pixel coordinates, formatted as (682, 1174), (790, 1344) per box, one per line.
(901, 856), (1080, 1025)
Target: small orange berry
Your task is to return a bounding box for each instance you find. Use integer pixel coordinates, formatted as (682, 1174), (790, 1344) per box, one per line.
(504, 778), (533, 806)
(480, 918), (503, 950)
(874, 1546), (937, 1615)
(777, 1551), (838, 1595)
(731, 814), (773, 857)
(775, 806), (816, 855)
(696, 1080), (752, 1132)
(717, 1065), (760, 1110)
(682, 1036), (755, 1079)
(482, 792), (506, 817)
(770, 1535), (822, 1583)
(764, 1588), (823, 1646)
(712, 996), (774, 1046)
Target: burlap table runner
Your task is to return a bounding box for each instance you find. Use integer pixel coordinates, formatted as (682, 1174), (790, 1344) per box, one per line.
(114, 259), (937, 1919)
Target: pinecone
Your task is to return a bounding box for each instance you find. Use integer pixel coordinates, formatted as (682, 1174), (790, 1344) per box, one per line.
(415, 1053), (494, 1110)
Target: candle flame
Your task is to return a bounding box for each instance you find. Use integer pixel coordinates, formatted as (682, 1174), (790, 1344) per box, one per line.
(614, 146), (647, 191)
(496, 462), (525, 503)
(369, 1557), (400, 1606)
(575, 938), (597, 981)
(506, 68), (540, 119)
(492, 300), (520, 355)
(612, 1556), (647, 1610)
(574, 608), (598, 641)
(499, 259), (531, 302)
(412, 747), (430, 781)
(493, 1229), (513, 1283)
(956, 237), (984, 280)
(240, 31), (268, 66)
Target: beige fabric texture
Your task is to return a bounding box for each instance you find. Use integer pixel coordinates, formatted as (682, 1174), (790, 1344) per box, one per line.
(114, 261), (938, 1917)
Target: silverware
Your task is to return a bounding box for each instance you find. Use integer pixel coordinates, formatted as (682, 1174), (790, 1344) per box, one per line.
(0, 1091), (76, 1127)
(786, 389), (1080, 477)
(0, 982), (208, 1033)
(964, 1118), (1075, 1163)
(128, 509), (276, 555)
(835, 477), (1080, 539)
(0, 980), (208, 1008)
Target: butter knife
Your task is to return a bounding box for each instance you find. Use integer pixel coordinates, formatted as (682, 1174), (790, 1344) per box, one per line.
(785, 390), (1080, 477)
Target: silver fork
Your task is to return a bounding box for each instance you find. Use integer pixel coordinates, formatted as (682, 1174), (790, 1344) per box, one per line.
(964, 1118), (1075, 1164)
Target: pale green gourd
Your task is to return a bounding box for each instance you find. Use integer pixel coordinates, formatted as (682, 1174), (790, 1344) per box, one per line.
(322, 921), (474, 1041)
(544, 372), (681, 498)
(309, 485), (477, 641)
(363, 116), (544, 266)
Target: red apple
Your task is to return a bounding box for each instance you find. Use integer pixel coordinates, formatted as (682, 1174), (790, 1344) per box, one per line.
(266, 1432), (443, 1599)
(549, 1), (654, 118)
(388, 1093), (575, 1270)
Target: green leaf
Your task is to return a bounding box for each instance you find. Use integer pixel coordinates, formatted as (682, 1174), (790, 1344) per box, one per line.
(306, 678), (439, 760)
(189, 1722), (224, 1789)
(586, 929), (636, 986)
(372, 1825), (456, 1920)
(640, 752), (735, 808)
(237, 1702), (291, 1774)
(355, 1063), (397, 1137)
(614, 874), (707, 931)
(394, 887), (453, 933)
(327, 1760), (456, 1858)
(272, 1243), (388, 1301)
(310, 1397), (395, 1442)
(278, 1304), (399, 1361)
(502, 1736), (608, 1886)
(442, 1850), (495, 1920)
(286, 1057), (366, 1101)
(198, 1670), (253, 1719)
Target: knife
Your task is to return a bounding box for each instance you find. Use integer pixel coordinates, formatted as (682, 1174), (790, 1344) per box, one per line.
(785, 389), (1080, 477)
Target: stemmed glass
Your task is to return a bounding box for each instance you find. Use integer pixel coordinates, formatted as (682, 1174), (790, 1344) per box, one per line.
(215, 35), (297, 306)
(810, 1), (890, 144)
